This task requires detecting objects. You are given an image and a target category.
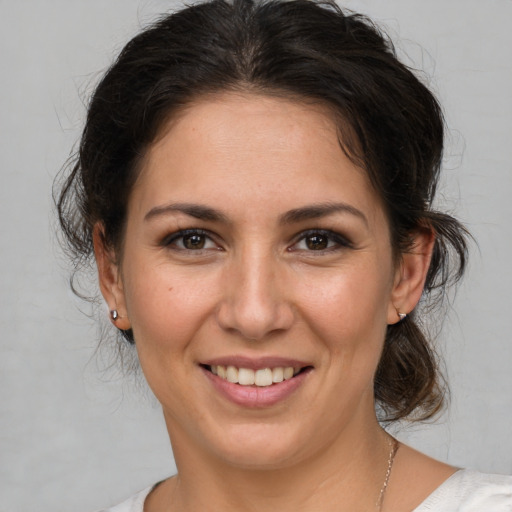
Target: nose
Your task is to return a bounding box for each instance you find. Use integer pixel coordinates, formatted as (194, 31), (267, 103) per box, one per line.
(215, 248), (295, 341)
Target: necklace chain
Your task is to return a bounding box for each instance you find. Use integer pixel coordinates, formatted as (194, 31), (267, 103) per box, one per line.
(376, 437), (399, 511)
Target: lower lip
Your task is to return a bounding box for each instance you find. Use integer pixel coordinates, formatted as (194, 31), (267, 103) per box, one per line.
(202, 367), (311, 408)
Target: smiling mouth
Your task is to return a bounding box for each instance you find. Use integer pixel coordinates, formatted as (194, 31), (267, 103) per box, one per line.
(204, 365), (310, 387)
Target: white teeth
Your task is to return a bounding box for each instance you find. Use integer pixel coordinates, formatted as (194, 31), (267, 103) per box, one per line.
(272, 367), (284, 383)
(238, 368), (255, 385)
(283, 367), (294, 380)
(255, 368), (273, 387)
(210, 365), (302, 387)
(226, 365), (238, 383)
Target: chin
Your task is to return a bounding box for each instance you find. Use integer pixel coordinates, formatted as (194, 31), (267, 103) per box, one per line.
(207, 423), (318, 470)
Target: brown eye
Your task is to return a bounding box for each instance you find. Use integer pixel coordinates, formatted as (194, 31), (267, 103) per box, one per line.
(164, 229), (219, 252)
(290, 229), (351, 253)
(183, 233), (206, 249)
(305, 234), (329, 250)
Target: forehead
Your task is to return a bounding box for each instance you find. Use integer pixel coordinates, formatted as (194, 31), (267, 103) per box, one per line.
(131, 92), (383, 224)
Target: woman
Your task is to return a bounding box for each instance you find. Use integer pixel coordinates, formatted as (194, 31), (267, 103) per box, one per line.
(56, 0), (511, 510)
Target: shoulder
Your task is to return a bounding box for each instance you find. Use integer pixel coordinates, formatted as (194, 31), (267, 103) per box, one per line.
(94, 485), (154, 512)
(414, 469), (512, 511)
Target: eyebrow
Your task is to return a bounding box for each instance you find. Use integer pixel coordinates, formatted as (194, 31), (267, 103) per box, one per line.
(144, 202), (230, 223)
(279, 202), (368, 227)
(144, 201), (367, 226)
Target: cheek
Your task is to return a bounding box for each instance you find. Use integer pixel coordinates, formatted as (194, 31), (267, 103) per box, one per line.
(299, 262), (391, 327)
(294, 259), (392, 370)
(122, 260), (219, 357)
(120, 263), (223, 410)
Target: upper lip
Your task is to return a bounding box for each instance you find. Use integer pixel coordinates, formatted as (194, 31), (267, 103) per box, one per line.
(201, 355), (311, 370)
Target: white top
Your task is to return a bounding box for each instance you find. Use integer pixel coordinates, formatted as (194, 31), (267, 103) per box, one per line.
(99, 469), (512, 512)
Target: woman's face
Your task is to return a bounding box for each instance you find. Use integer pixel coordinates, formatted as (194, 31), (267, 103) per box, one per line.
(101, 93), (417, 469)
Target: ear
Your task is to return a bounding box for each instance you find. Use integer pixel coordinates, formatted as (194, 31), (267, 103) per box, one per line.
(93, 223), (131, 330)
(387, 227), (435, 325)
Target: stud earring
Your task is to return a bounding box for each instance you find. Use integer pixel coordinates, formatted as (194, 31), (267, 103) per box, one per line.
(110, 309), (119, 321)
(397, 311), (407, 321)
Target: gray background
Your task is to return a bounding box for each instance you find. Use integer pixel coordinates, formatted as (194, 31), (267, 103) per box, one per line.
(1, 1), (511, 511)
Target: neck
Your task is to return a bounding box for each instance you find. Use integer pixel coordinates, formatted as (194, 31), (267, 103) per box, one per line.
(159, 416), (393, 512)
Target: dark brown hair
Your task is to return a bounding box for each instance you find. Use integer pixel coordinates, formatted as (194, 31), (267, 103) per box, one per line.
(56, 0), (469, 421)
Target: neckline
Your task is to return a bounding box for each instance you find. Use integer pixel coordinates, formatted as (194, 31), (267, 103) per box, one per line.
(139, 469), (470, 512)
(411, 468), (467, 511)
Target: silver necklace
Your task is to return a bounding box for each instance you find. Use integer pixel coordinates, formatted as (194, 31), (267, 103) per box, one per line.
(376, 437), (399, 511)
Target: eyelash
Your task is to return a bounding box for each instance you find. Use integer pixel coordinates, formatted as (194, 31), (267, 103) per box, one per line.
(290, 229), (353, 253)
(162, 229), (220, 252)
(161, 228), (352, 254)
